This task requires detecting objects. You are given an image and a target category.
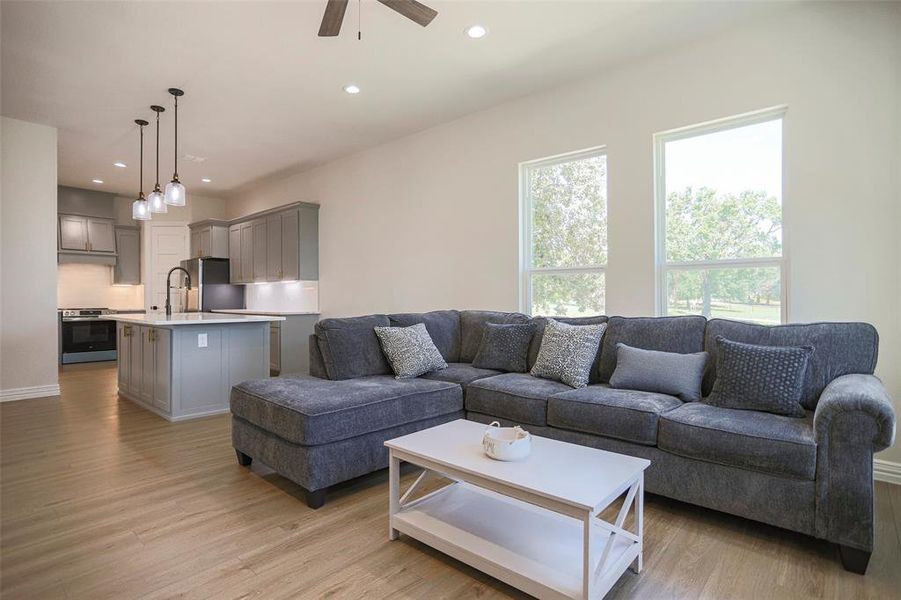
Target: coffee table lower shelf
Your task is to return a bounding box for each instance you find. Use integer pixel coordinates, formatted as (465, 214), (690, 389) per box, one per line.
(391, 482), (639, 600)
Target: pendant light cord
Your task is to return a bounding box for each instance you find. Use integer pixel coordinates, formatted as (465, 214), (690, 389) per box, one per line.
(155, 111), (160, 187)
(139, 123), (144, 196)
(173, 94), (178, 179)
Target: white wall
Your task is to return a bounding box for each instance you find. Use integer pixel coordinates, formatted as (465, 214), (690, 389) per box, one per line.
(1, 117), (60, 400)
(229, 4), (901, 462)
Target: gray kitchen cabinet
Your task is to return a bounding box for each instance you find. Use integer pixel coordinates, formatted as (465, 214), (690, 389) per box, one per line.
(296, 205), (319, 281)
(117, 322), (171, 414)
(228, 225), (242, 282)
(189, 222), (229, 259)
(140, 327), (154, 405)
(269, 323), (280, 373)
(239, 222), (254, 284)
(58, 214), (117, 254)
(113, 226), (141, 285)
(266, 214), (283, 281)
(118, 323), (132, 390)
(252, 219), (267, 282)
(129, 324), (144, 397)
(267, 314), (318, 375)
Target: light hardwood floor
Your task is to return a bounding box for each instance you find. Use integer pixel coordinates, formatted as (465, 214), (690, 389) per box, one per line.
(1, 362), (899, 599)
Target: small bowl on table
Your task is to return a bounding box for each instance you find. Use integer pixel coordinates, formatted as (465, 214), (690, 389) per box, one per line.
(482, 421), (531, 461)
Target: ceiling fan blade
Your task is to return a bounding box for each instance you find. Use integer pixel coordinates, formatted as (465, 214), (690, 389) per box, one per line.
(318, 0), (349, 36)
(376, 0), (438, 27)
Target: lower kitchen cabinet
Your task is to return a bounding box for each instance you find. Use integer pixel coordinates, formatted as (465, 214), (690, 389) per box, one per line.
(118, 323), (171, 411)
(268, 314), (318, 376)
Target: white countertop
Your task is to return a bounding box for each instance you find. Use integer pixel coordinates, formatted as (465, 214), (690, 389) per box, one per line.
(108, 312), (285, 326)
(210, 309), (320, 316)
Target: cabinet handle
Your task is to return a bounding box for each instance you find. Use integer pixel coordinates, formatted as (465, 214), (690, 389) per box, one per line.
(123, 325), (132, 337)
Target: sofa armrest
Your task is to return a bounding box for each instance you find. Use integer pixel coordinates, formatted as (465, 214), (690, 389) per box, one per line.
(814, 374), (896, 452)
(813, 374), (896, 559)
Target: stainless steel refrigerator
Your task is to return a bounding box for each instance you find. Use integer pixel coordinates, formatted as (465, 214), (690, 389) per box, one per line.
(180, 257), (245, 312)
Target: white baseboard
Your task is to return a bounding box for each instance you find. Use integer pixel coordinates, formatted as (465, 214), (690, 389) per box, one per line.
(0, 384), (61, 402)
(874, 459), (901, 485)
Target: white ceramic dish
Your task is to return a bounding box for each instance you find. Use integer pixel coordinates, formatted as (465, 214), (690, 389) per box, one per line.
(482, 421), (532, 461)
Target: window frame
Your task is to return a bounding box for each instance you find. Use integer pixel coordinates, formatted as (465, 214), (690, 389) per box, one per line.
(653, 106), (789, 324)
(518, 145), (608, 316)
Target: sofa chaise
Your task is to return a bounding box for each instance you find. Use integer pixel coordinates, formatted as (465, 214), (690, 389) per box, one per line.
(229, 309), (896, 574)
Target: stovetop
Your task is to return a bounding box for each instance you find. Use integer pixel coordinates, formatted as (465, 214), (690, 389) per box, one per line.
(59, 308), (116, 318)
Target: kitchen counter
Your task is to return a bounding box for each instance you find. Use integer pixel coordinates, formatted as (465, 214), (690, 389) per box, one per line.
(109, 312), (284, 326)
(211, 309), (320, 316)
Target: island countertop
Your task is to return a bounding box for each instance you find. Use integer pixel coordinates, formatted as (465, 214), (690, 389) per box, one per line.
(108, 312), (285, 326)
(210, 309), (320, 316)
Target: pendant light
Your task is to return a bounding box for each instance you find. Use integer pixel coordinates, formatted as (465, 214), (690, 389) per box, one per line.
(164, 87), (186, 207)
(147, 105), (167, 213)
(131, 119), (151, 221)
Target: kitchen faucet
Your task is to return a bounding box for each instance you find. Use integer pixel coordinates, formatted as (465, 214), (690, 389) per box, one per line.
(165, 267), (192, 317)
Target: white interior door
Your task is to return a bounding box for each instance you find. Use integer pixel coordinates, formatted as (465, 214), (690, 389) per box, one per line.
(145, 224), (189, 312)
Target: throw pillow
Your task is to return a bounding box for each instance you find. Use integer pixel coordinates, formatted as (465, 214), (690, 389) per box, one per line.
(530, 319), (607, 388)
(472, 322), (537, 373)
(609, 343), (708, 402)
(374, 323), (448, 379)
(705, 337), (813, 417)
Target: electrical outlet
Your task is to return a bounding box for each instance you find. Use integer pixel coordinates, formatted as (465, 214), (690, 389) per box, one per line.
(198, 333), (208, 348)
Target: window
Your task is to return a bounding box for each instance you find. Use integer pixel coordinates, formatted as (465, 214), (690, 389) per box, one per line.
(655, 108), (786, 324)
(520, 147), (607, 316)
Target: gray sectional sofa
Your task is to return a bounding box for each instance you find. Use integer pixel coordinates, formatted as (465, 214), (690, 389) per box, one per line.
(229, 309), (896, 574)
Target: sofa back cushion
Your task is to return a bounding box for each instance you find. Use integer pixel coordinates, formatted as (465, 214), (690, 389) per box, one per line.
(527, 315), (609, 383)
(314, 314), (392, 380)
(702, 319), (878, 409)
(597, 316), (707, 383)
(388, 310), (461, 362)
(459, 310), (530, 362)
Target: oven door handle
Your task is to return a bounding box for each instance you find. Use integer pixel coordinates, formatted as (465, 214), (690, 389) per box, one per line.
(61, 317), (108, 322)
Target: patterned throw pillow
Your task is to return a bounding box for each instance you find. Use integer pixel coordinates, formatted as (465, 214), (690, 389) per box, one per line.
(530, 319), (607, 388)
(472, 322), (537, 373)
(374, 323), (448, 379)
(705, 336), (813, 417)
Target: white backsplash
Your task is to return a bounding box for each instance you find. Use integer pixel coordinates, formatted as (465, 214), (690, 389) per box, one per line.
(58, 263), (144, 309)
(244, 280), (319, 313)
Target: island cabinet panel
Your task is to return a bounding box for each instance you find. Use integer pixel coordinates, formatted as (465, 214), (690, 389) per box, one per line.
(129, 325), (144, 397)
(153, 328), (171, 411)
(140, 327), (155, 405)
(117, 323), (132, 390)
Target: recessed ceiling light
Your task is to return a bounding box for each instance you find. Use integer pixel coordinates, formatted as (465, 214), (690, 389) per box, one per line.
(343, 84), (361, 95)
(201, 178), (212, 183)
(92, 179), (104, 184)
(113, 162), (127, 168)
(465, 25), (488, 39)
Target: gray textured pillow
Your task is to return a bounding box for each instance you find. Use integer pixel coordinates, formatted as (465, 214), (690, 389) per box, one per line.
(530, 319), (607, 388)
(609, 343), (708, 402)
(705, 337), (813, 417)
(374, 323), (448, 379)
(472, 322), (536, 373)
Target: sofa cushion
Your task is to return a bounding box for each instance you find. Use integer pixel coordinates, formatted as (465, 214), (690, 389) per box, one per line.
(705, 337), (812, 417)
(658, 402), (816, 480)
(230, 374), (462, 446)
(531, 319), (607, 388)
(388, 310), (461, 363)
(597, 316), (707, 383)
(609, 343), (708, 402)
(465, 373), (571, 426)
(473, 322), (537, 373)
(375, 323), (448, 379)
(315, 314), (392, 380)
(703, 319), (879, 410)
(527, 315), (609, 381)
(460, 310), (530, 362)
(549, 385), (683, 445)
(422, 363), (502, 387)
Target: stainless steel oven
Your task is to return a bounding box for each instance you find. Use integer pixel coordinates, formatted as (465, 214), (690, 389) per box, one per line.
(59, 309), (118, 364)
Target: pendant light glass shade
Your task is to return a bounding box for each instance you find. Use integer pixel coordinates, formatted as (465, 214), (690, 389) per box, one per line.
(132, 118), (151, 221)
(132, 196), (151, 220)
(165, 88), (187, 207)
(148, 105), (167, 213)
(148, 189), (167, 213)
(164, 179), (186, 206)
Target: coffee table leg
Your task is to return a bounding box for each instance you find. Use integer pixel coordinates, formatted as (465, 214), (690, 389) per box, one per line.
(388, 450), (400, 541)
(582, 509), (596, 600)
(633, 474), (644, 574)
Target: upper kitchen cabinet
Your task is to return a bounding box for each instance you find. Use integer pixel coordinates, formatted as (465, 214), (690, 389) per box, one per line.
(113, 226), (141, 285)
(58, 214), (117, 264)
(188, 221), (229, 259)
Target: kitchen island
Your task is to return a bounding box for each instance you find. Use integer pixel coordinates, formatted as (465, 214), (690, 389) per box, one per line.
(109, 312), (284, 421)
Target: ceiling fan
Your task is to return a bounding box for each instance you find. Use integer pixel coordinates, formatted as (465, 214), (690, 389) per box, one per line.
(318, 0), (438, 37)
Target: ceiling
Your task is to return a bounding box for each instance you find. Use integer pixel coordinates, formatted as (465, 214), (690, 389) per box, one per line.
(1, 1), (788, 198)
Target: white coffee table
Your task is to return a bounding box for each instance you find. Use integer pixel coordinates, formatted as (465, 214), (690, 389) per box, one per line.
(384, 419), (650, 600)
